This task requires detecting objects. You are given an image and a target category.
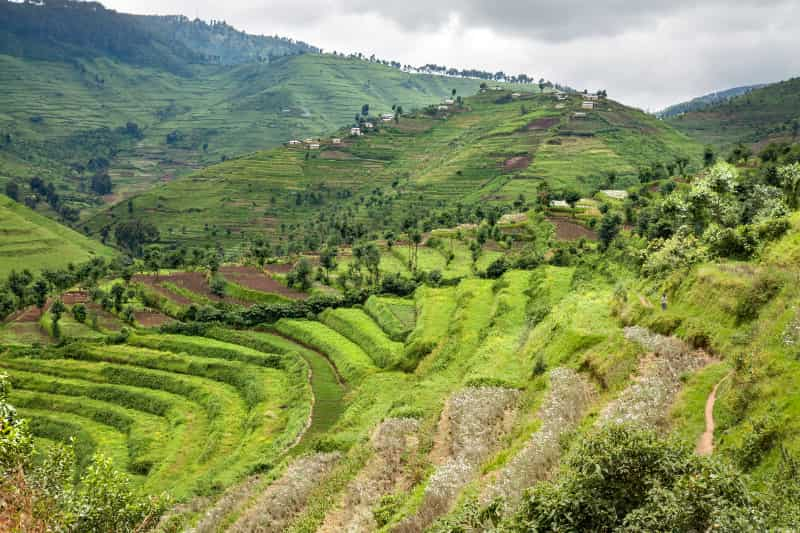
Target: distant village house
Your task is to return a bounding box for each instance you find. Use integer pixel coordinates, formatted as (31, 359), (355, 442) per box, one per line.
(350, 127), (362, 136)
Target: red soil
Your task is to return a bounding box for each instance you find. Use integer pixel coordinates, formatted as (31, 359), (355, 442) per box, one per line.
(220, 265), (307, 300)
(62, 291), (90, 305)
(527, 117), (560, 130)
(547, 216), (599, 241)
(264, 262), (294, 274)
(503, 155), (532, 171)
(134, 310), (173, 328)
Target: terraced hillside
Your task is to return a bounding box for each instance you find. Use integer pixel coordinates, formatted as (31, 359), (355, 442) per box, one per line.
(666, 77), (800, 148)
(88, 89), (701, 250)
(0, 52), (488, 219)
(0, 195), (114, 277)
(0, 333), (312, 500)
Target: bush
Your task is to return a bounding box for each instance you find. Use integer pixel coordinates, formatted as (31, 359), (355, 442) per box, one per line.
(484, 257), (509, 279)
(734, 270), (783, 323)
(72, 303), (87, 323)
(510, 425), (764, 532)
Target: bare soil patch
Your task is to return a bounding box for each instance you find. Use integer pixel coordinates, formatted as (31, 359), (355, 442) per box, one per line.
(547, 216), (598, 241)
(220, 265), (307, 300)
(62, 291), (90, 305)
(527, 117), (560, 130)
(134, 310), (173, 328)
(503, 155), (532, 171)
(264, 262), (294, 274)
(697, 372), (732, 456)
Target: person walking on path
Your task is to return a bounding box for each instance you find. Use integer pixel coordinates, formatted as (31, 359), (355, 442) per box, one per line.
(661, 293), (668, 311)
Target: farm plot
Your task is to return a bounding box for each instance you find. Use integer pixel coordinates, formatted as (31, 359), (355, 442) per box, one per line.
(319, 308), (404, 369)
(219, 265), (307, 301)
(363, 295), (416, 341)
(0, 335), (310, 500)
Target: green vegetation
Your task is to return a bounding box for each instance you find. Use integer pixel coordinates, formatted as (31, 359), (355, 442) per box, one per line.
(667, 77), (800, 148)
(363, 295), (416, 341)
(319, 307), (404, 369)
(87, 90), (701, 252)
(0, 195), (114, 278)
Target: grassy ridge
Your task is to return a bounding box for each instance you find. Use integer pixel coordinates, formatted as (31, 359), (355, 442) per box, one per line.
(363, 295), (416, 341)
(319, 307), (404, 369)
(0, 334), (309, 499)
(0, 195), (114, 277)
(275, 319), (377, 384)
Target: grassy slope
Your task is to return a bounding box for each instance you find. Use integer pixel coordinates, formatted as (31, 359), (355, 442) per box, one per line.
(0, 195), (114, 277)
(88, 90), (701, 250)
(667, 77), (800, 148)
(0, 53), (485, 217)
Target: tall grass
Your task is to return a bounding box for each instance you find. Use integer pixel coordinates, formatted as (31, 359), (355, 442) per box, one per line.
(319, 308), (403, 369)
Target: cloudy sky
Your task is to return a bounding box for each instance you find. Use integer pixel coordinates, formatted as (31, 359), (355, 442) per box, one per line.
(105, 0), (800, 111)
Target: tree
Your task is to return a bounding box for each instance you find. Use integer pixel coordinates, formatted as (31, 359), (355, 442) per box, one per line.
(7, 269), (33, 302)
(410, 231), (422, 272)
(50, 299), (65, 337)
(395, 105), (403, 123)
(250, 239), (271, 268)
(361, 103), (370, 117)
(31, 279), (49, 310)
(564, 190), (581, 216)
(144, 247), (161, 278)
(288, 258), (312, 291)
(72, 303), (87, 323)
(675, 156), (690, 176)
(4, 180), (19, 201)
(319, 245), (337, 283)
(114, 220), (159, 256)
(90, 173), (113, 195)
(704, 146), (716, 167)
(207, 254), (220, 276)
(779, 163), (800, 209)
(110, 283), (125, 312)
(598, 212), (622, 250)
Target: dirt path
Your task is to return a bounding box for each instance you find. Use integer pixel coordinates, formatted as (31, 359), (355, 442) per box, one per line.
(696, 372), (732, 456)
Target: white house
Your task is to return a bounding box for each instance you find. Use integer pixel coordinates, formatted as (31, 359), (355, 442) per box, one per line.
(287, 139), (302, 145)
(573, 112), (588, 118)
(331, 138), (342, 144)
(511, 93), (522, 99)
(581, 101), (594, 110)
(438, 105), (449, 111)
(304, 138), (314, 144)
(350, 127), (362, 136)
(585, 94), (599, 101)
(444, 98), (455, 105)
(309, 143), (320, 150)
(381, 113), (394, 121)
(364, 122), (375, 129)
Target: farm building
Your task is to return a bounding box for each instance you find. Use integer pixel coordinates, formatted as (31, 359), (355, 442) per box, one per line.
(381, 113), (394, 121)
(350, 127), (362, 136)
(438, 105), (449, 111)
(331, 138), (342, 144)
(304, 138), (314, 144)
(444, 98), (455, 105)
(287, 139), (301, 145)
(309, 143), (320, 150)
(585, 93), (599, 101)
(363, 122), (375, 129)
(573, 112), (588, 118)
(582, 101), (595, 109)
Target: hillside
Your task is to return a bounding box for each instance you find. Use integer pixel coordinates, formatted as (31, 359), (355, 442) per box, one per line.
(0, 195), (114, 278)
(87, 89), (701, 252)
(666, 77), (800, 148)
(0, 53), (490, 219)
(656, 84), (766, 118)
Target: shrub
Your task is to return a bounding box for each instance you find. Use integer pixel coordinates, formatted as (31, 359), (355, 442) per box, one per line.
(734, 270), (783, 323)
(72, 303), (87, 323)
(737, 415), (780, 470)
(510, 425), (764, 532)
